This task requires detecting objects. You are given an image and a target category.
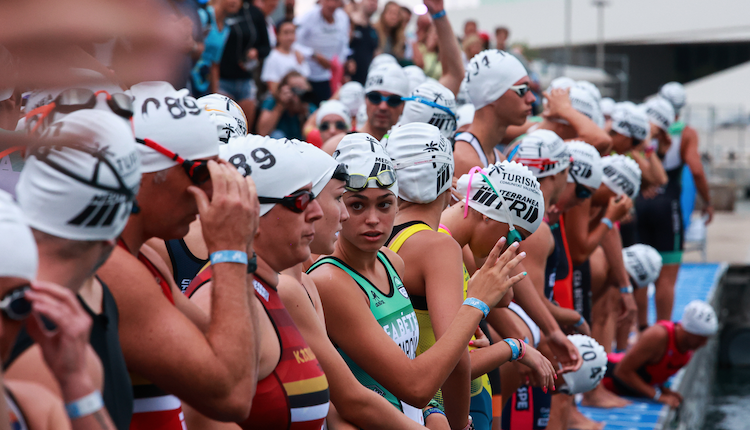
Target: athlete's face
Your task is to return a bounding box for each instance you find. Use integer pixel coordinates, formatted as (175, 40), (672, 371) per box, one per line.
(319, 113), (348, 143)
(256, 184), (323, 272)
(550, 167), (569, 205)
(493, 76), (535, 126)
(555, 181), (590, 212)
(684, 332), (709, 350)
(471, 215), (512, 259)
(310, 179), (349, 255)
(340, 188), (397, 252)
(608, 130), (634, 155)
(366, 91), (403, 135)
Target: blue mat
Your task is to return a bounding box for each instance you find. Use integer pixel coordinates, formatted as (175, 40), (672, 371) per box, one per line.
(578, 263), (725, 430)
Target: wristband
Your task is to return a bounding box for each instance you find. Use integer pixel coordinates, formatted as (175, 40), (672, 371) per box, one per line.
(517, 338), (526, 360)
(653, 387), (662, 401)
(620, 285), (634, 294)
(423, 407), (445, 421)
(65, 390), (104, 420)
(431, 9), (446, 19)
(463, 298), (490, 319)
(504, 338), (520, 361)
(247, 252), (257, 273)
(210, 250), (248, 265)
(573, 316), (586, 328)
(601, 217), (613, 230)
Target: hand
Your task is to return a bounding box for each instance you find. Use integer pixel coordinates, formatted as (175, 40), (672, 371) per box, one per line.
(24, 281), (94, 398)
(422, 0), (444, 15)
(604, 195), (633, 222)
(313, 53), (332, 70)
(659, 392), (682, 408)
(703, 205), (714, 225)
(246, 48), (258, 60)
(188, 160), (256, 253)
(276, 84), (294, 107)
(345, 58), (357, 75)
(546, 329), (583, 373)
(542, 88), (573, 120)
(641, 185), (660, 200)
(518, 343), (557, 392)
(661, 387), (683, 403)
(469, 326), (490, 348)
(466, 239), (527, 308)
(619, 291), (637, 324)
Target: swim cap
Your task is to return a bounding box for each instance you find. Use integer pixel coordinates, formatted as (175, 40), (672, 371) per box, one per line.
(286, 139), (342, 197)
(456, 81), (471, 106)
(681, 300), (718, 337)
(464, 50), (528, 110)
(610, 103), (649, 142)
(338, 81), (365, 117)
(316, 100), (352, 131)
(548, 77), (576, 91)
(553, 86), (605, 128)
(384, 123), (453, 204)
(622, 244), (662, 288)
(397, 81), (457, 140)
(129, 81), (219, 173)
(220, 135), (311, 216)
(456, 161), (544, 234)
(456, 104), (475, 130)
(600, 97), (616, 117)
(355, 104), (368, 130)
(601, 154), (641, 199)
(333, 133), (398, 197)
(575, 81), (602, 103)
(16, 110), (141, 241)
(365, 64), (409, 98)
(0, 190), (38, 281)
(560, 334), (607, 394)
(369, 53), (399, 71)
(197, 93), (248, 143)
(514, 130), (571, 178)
(644, 97), (675, 132)
(403, 65), (427, 94)
(566, 141), (603, 190)
(658, 82), (686, 114)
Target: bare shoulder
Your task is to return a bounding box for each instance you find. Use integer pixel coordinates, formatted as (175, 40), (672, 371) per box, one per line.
(522, 222), (554, 256)
(379, 246), (405, 278)
(145, 238), (172, 272)
(6, 379), (71, 430)
(277, 274), (309, 305)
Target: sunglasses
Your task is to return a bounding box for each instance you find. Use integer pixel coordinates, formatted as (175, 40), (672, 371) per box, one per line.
(464, 167), (525, 245)
(509, 83), (532, 98)
(136, 138), (211, 185)
(320, 120), (348, 132)
(346, 169), (397, 192)
(569, 170), (593, 199)
(366, 91), (404, 108)
(258, 189), (316, 213)
(25, 88), (133, 136)
(0, 285), (32, 321)
(401, 96), (456, 120)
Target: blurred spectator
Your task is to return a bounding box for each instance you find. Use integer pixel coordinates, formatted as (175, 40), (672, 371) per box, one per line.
(374, 1), (407, 61)
(495, 26), (509, 50)
(399, 6), (415, 61)
(256, 71), (316, 139)
(410, 13), (431, 69)
(419, 24), (441, 79)
(348, 0), (380, 84)
(167, 0), (205, 91)
(463, 19), (477, 41)
(315, 99), (351, 142)
(254, 0), (280, 50)
(461, 34), (483, 66)
(294, 0), (350, 104)
(219, 0), (271, 132)
(478, 31), (490, 50)
(282, 0), (295, 22)
(191, 0), (241, 96)
(261, 20), (310, 93)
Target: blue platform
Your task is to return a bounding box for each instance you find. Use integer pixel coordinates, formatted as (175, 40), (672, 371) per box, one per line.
(577, 263), (726, 430)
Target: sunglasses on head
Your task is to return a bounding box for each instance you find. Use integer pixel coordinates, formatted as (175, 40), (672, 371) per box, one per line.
(366, 91), (404, 108)
(346, 169), (397, 192)
(25, 88), (134, 136)
(464, 167), (525, 245)
(136, 138), (211, 185)
(569, 170), (593, 199)
(509, 83), (532, 98)
(0, 285), (32, 321)
(320, 120), (348, 132)
(258, 189), (316, 213)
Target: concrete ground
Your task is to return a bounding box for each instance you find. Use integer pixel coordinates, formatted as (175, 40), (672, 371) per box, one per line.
(682, 199), (750, 264)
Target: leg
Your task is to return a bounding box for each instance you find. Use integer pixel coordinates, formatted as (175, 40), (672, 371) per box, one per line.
(580, 383), (631, 409)
(655, 264), (680, 321)
(547, 394), (571, 430)
(634, 284), (649, 330)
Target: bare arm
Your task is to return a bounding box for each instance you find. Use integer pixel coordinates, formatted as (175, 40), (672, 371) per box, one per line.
(681, 127), (713, 223)
(630, 149), (667, 187)
(545, 89), (612, 154)
(565, 197), (631, 266)
(424, 0), (463, 96)
(600, 228), (637, 322)
(612, 325), (667, 398)
(255, 103), (285, 136)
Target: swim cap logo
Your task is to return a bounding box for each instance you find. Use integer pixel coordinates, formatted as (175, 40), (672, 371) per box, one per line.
(365, 75), (384, 89)
(67, 193), (131, 228)
(571, 161), (593, 179)
(625, 250), (649, 282)
(603, 165), (635, 197)
(647, 107), (669, 129)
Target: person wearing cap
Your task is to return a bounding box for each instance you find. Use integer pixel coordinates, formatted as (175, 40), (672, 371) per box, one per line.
(309, 133), (532, 426)
(337, 80), (366, 123)
(454, 49), (536, 177)
(96, 82), (262, 428)
(456, 104), (474, 133)
(260, 20), (312, 95)
(596, 300), (718, 408)
(636, 82), (713, 326)
(7, 110), (141, 430)
(306, 99), (352, 148)
(197, 93), (248, 143)
(606, 102), (649, 155)
(394, 80), (457, 141)
(256, 71), (317, 140)
(0, 190), (122, 429)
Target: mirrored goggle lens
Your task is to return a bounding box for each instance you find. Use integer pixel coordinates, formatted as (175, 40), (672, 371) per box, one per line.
(56, 88), (97, 113)
(187, 161), (211, 185)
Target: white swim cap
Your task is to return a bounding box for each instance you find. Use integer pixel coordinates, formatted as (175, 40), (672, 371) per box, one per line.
(514, 130), (571, 178)
(610, 103), (649, 142)
(548, 77), (576, 91)
(601, 154), (641, 199)
(456, 81), (471, 106)
(220, 135), (311, 217)
(129, 81), (219, 173)
(355, 104), (368, 130)
(622, 244), (662, 288)
(197, 93), (248, 143)
(566, 141), (603, 190)
(553, 86), (605, 128)
(456, 104), (475, 130)
(464, 50), (528, 110)
(575, 81), (602, 103)
(17, 110), (141, 241)
(384, 123), (453, 204)
(658, 82), (686, 114)
(365, 64), (409, 98)
(681, 300), (718, 337)
(369, 53), (399, 71)
(286, 138), (344, 197)
(333, 133), (398, 197)
(316, 100), (352, 130)
(0, 190), (38, 281)
(338, 81), (366, 117)
(456, 161), (544, 235)
(397, 81), (457, 140)
(600, 97), (616, 118)
(403, 65), (427, 94)
(644, 97), (675, 132)
(561, 334), (607, 394)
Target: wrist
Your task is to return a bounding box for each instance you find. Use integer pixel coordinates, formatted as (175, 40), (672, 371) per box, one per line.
(620, 285), (634, 294)
(58, 371), (97, 403)
(573, 315), (586, 327)
(65, 390), (104, 420)
(210, 250), (249, 266)
(653, 387), (662, 401)
(601, 217), (613, 229)
(463, 297), (490, 319)
(430, 9), (446, 20)
(503, 338), (521, 361)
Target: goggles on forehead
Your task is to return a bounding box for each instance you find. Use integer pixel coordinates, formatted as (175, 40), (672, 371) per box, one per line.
(401, 96), (456, 120)
(346, 169), (397, 192)
(463, 166), (524, 245)
(393, 152), (453, 170)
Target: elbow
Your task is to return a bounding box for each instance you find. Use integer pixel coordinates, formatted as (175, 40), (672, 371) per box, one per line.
(596, 136), (613, 155)
(403, 382), (436, 408)
(570, 250), (589, 267)
(204, 376), (256, 421)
